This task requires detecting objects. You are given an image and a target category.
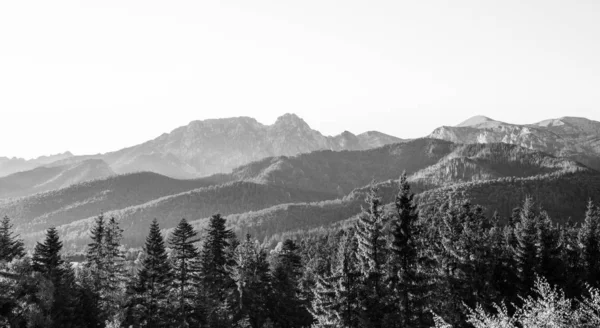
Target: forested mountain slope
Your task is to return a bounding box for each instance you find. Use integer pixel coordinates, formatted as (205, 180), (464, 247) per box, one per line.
(1, 172), (228, 232)
(0, 159), (114, 199)
(27, 182), (336, 249)
(4, 139), (599, 251)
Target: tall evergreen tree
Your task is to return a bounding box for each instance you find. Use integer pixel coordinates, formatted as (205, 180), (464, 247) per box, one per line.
(104, 216), (127, 319)
(127, 219), (172, 328)
(270, 239), (312, 328)
(513, 196), (540, 293)
(0, 216), (25, 262)
(32, 227), (65, 284)
(536, 211), (563, 287)
(168, 218), (202, 327)
(579, 200), (600, 288)
(434, 201), (497, 326)
(561, 219), (583, 298)
(355, 185), (388, 328)
(199, 214), (236, 328)
(311, 229), (361, 328)
(84, 214), (127, 324)
(389, 173), (430, 327)
(232, 234), (272, 328)
(32, 227), (79, 328)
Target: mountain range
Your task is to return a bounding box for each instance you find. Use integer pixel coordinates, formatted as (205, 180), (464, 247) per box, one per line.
(430, 115), (600, 171)
(0, 152), (73, 177)
(3, 113), (402, 181)
(1, 113), (600, 251)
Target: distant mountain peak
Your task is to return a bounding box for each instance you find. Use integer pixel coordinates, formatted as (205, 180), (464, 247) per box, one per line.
(456, 115), (498, 127)
(273, 113), (309, 128)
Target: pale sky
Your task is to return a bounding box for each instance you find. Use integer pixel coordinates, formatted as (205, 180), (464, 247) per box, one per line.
(1, 0), (599, 159)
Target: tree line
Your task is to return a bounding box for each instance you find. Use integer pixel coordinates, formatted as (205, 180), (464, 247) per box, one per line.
(2, 173), (600, 327)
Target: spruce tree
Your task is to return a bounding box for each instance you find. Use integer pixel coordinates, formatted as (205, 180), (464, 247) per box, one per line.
(434, 201), (496, 326)
(536, 211), (562, 287)
(199, 214), (236, 328)
(33, 227), (65, 283)
(561, 219), (583, 298)
(232, 234), (272, 328)
(84, 214), (127, 323)
(128, 219), (172, 328)
(389, 173), (428, 327)
(269, 239), (312, 328)
(32, 227), (79, 328)
(579, 200), (600, 288)
(513, 196), (540, 293)
(168, 218), (202, 327)
(0, 216), (25, 262)
(311, 229), (361, 328)
(355, 185), (387, 328)
(104, 216), (127, 318)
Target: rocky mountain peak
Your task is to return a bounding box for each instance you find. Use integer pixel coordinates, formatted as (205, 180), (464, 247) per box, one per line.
(273, 113), (311, 130)
(456, 115), (498, 127)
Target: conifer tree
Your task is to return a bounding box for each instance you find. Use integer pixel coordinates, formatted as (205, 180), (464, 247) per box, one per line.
(0, 216), (25, 262)
(84, 214), (108, 322)
(33, 227), (65, 284)
(311, 229), (361, 328)
(355, 185), (388, 328)
(270, 239), (312, 328)
(127, 219), (172, 328)
(199, 214), (236, 328)
(32, 227), (79, 328)
(536, 211), (563, 286)
(434, 201), (496, 326)
(389, 173), (430, 327)
(513, 196), (540, 293)
(561, 219), (582, 298)
(579, 200), (600, 288)
(232, 234), (272, 328)
(104, 216), (127, 317)
(168, 218), (202, 327)
(84, 214), (127, 323)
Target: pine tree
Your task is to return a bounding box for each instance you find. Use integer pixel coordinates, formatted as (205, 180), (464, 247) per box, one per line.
(434, 200), (497, 326)
(0, 216), (25, 262)
(84, 214), (127, 324)
(579, 200), (600, 288)
(32, 227), (79, 328)
(560, 219), (583, 299)
(127, 219), (172, 328)
(355, 185), (387, 328)
(232, 234), (272, 328)
(311, 229), (361, 328)
(104, 216), (127, 319)
(84, 214), (108, 322)
(33, 227), (65, 283)
(536, 211), (562, 287)
(270, 239), (312, 328)
(168, 218), (202, 327)
(199, 214), (236, 328)
(389, 173), (430, 327)
(513, 196), (540, 293)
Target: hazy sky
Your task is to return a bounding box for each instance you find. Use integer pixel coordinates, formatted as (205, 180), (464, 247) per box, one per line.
(1, 0), (599, 159)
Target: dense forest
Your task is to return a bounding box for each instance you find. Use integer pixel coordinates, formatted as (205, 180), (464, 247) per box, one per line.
(3, 174), (600, 327)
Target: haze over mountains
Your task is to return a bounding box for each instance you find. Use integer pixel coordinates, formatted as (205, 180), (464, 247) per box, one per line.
(3, 113), (402, 180)
(2, 113), (600, 251)
(0, 151), (73, 177)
